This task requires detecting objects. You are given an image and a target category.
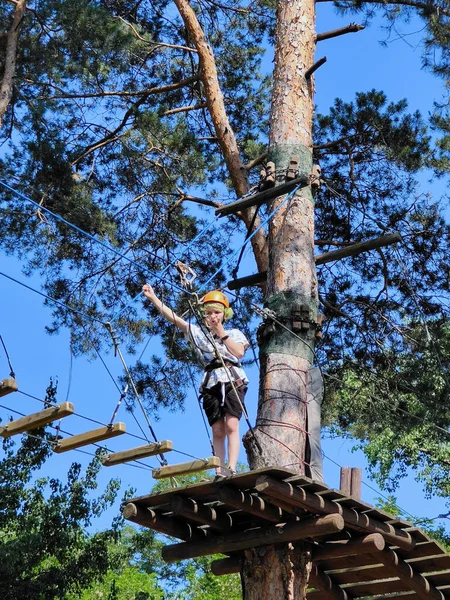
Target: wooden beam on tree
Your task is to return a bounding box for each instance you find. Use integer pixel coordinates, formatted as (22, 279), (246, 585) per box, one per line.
(162, 513), (345, 562)
(227, 233), (402, 290)
(215, 175), (310, 217)
(152, 456), (221, 479)
(168, 495), (232, 532)
(122, 502), (209, 540)
(0, 402), (74, 438)
(315, 233), (402, 265)
(255, 476), (415, 550)
(309, 565), (349, 600)
(313, 533), (385, 561)
(101, 440), (173, 466)
(377, 546), (445, 600)
(53, 422), (126, 453)
(0, 377), (18, 397)
(211, 555), (242, 576)
(218, 486), (283, 523)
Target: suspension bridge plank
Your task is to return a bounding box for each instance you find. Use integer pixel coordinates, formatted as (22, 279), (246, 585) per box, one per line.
(152, 456), (221, 479)
(53, 422), (126, 453)
(0, 377), (18, 398)
(101, 440), (173, 466)
(0, 402), (74, 438)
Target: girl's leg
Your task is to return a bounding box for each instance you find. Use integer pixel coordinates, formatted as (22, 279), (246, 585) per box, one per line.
(225, 415), (240, 472)
(211, 418), (226, 474)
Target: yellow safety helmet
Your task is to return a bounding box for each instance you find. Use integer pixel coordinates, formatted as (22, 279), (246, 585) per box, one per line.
(201, 290), (230, 309)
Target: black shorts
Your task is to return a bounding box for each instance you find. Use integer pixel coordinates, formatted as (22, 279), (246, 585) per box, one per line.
(201, 382), (247, 426)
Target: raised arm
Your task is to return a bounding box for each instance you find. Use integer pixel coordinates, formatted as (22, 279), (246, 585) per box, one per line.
(142, 283), (189, 334)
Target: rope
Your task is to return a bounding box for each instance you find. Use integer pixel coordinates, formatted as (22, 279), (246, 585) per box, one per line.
(0, 333), (16, 378)
(105, 322), (168, 466)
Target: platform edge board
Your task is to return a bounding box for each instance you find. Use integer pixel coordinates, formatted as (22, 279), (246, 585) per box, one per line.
(126, 466), (298, 507)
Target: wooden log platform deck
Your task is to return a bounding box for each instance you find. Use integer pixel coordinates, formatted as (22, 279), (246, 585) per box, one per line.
(122, 467), (450, 599)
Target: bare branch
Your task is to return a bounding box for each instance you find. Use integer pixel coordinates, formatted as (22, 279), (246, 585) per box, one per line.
(116, 16), (198, 52)
(316, 23), (365, 42)
(0, 0), (26, 128)
(162, 102), (207, 116)
(34, 74), (200, 100)
(305, 56), (327, 79)
(244, 152), (268, 171)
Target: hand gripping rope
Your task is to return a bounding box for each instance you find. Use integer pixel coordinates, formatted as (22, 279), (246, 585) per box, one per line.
(175, 262), (263, 454)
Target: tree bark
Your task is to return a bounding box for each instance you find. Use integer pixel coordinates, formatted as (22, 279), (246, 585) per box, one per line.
(242, 0), (318, 596)
(0, 0), (26, 128)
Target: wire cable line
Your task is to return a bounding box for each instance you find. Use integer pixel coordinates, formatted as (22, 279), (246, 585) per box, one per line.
(0, 269), (108, 327)
(112, 214), (219, 321)
(0, 180), (189, 297)
(200, 183), (303, 291)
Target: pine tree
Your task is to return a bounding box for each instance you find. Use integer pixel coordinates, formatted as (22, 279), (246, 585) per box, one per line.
(0, 0), (449, 596)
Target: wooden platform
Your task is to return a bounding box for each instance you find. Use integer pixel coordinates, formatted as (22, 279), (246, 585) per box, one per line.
(122, 467), (450, 599)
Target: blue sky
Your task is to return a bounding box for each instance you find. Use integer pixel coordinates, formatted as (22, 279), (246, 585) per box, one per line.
(1, 3), (449, 535)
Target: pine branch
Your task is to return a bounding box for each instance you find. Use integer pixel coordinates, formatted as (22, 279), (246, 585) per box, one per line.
(162, 102), (207, 116)
(315, 0), (450, 18)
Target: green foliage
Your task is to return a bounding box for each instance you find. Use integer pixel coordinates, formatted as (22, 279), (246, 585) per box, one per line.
(0, 438), (121, 598)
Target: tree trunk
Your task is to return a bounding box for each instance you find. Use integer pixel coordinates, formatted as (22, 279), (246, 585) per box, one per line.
(242, 0), (317, 596)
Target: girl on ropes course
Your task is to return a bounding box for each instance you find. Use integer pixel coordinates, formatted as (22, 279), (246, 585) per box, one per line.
(142, 284), (249, 477)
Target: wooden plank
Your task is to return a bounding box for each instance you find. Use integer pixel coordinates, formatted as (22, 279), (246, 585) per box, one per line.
(152, 456), (221, 479)
(313, 533), (385, 561)
(377, 547), (446, 600)
(162, 513), (345, 563)
(168, 495), (232, 532)
(309, 565), (349, 600)
(215, 175), (309, 216)
(340, 577), (418, 597)
(127, 466), (297, 509)
(427, 571), (450, 587)
(53, 422), (126, 453)
(317, 551), (383, 572)
(218, 486), (283, 523)
(0, 377), (18, 398)
(396, 541), (447, 561)
(255, 476), (415, 550)
(101, 440), (173, 466)
(408, 554), (450, 573)
(0, 402), (74, 438)
(122, 502), (209, 541)
(286, 474), (330, 493)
